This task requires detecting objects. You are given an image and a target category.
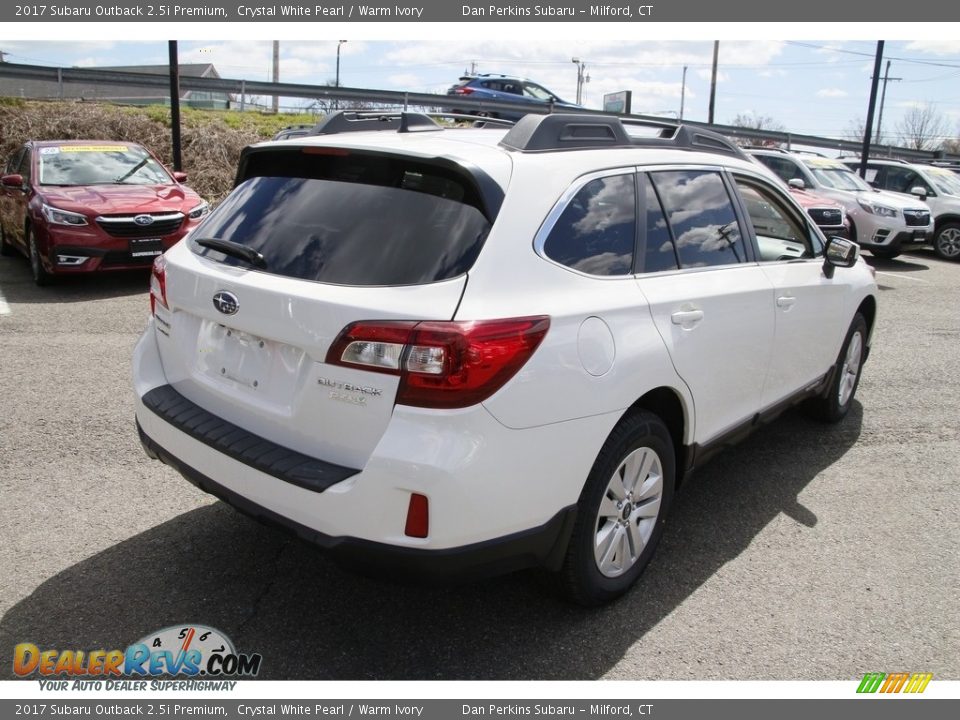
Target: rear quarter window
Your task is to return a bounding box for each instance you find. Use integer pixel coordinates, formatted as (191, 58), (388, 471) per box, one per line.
(542, 173), (636, 276)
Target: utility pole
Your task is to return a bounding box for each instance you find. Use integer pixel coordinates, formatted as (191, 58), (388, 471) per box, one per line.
(859, 41), (885, 179)
(680, 65), (688, 120)
(572, 58), (588, 105)
(334, 39), (347, 111)
(874, 60), (902, 146)
(708, 41), (719, 124)
(167, 41), (182, 172)
(271, 40), (279, 113)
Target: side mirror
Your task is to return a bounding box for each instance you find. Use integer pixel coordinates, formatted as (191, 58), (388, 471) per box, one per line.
(787, 178), (805, 190)
(1, 173), (24, 188)
(823, 236), (859, 278)
(909, 185), (928, 199)
(172, 171), (188, 183)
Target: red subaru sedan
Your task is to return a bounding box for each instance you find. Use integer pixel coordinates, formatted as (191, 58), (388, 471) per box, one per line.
(0, 140), (208, 285)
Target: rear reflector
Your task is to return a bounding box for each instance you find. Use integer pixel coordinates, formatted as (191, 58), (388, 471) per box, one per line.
(404, 493), (429, 538)
(326, 316), (550, 409)
(149, 254), (167, 315)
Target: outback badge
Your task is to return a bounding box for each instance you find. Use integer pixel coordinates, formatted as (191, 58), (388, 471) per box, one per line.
(212, 290), (239, 315)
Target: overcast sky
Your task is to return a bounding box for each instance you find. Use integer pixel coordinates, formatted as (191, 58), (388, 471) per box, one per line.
(2, 38), (959, 143)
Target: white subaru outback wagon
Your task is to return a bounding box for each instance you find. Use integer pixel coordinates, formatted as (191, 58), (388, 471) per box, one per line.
(133, 112), (878, 605)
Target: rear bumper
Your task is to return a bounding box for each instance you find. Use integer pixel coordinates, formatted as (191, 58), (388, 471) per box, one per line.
(131, 323), (610, 580)
(137, 420), (577, 582)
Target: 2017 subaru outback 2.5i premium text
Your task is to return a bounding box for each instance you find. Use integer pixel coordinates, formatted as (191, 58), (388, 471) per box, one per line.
(133, 112), (878, 605)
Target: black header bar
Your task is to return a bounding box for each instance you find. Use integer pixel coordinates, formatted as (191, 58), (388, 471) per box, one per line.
(3, 1), (959, 23)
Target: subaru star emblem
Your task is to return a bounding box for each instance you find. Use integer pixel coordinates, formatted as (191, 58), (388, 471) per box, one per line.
(133, 214), (155, 226)
(212, 291), (239, 315)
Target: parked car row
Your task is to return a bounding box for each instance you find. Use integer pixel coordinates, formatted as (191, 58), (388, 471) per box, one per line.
(839, 157), (960, 261)
(748, 149), (934, 260)
(7, 105), (958, 604)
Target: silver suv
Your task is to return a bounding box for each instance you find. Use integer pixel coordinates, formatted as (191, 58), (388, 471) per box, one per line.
(842, 158), (960, 261)
(750, 149), (933, 259)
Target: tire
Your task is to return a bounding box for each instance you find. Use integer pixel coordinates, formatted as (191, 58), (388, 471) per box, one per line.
(0, 223), (14, 257)
(870, 248), (900, 259)
(933, 222), (960, 261)
(27, 228), (54, 286)
(560, 410), (675, 606)
(805, 313), (867, 423)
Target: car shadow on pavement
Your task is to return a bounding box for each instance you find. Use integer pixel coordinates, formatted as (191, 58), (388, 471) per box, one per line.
(0, 404), (862, 680)
(0, 256), (150, 304)
(862, 254), (929, 273)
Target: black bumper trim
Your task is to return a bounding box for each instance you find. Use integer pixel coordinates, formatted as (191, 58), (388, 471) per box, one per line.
(141, 384), (359, 493)
(137, 421), (578, 582)
(864, 229), (931, 251)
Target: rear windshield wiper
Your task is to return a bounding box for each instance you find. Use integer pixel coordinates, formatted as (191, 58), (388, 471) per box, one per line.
(194, 237), (267, 269)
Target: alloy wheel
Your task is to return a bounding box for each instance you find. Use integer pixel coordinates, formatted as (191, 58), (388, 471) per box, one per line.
(593, 446), (663, 578)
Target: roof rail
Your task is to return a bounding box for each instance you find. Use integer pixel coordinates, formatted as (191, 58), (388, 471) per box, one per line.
(308, 110), (513, 136)
(740, 144), (789, 153)
(498, 114), (750, 160)
(312, 110), (445, 135)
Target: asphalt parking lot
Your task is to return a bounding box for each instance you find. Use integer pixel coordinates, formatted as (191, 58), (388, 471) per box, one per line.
(1, 249), (957, 681)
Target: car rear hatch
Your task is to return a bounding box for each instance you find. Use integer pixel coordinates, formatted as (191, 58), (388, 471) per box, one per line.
(149, 144), (502, 471)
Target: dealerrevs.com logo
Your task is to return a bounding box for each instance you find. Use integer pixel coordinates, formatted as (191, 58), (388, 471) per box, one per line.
(857, 672), (933, 694)
(14, 625), (262, 690)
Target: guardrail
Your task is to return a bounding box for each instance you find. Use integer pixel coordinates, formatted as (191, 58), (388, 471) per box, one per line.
(1, 61), (957, 162)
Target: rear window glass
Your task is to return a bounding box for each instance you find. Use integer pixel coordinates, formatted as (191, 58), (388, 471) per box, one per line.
(191, 150), (492, 287)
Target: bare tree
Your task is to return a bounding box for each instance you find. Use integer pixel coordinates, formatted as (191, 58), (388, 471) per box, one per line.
(845, 117), (867, 143)
(896, 103), (950, 151)
(730, 112), (786, 132)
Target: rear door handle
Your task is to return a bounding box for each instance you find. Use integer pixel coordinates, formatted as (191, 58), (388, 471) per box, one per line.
(776, 295), (796, 309)
(671, 309), (704, 326)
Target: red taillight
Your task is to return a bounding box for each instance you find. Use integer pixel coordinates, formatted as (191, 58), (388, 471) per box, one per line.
(404, 493), (429, 538)
(149, 254), (167, 315)
(454, 87), (475, 95)
(326, 316), (550, 409)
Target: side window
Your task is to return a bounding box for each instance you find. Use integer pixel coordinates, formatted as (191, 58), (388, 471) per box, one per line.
(543, 173), (636, 276)
(5, 148), (25, 176)
(639, 173), (679, 273)
(756, 156), (803, 185)
(734, 178), (816, 261)
(650, 170), (744, 268)
(884, 166), (930, 195)
(17, 148), (31, 181)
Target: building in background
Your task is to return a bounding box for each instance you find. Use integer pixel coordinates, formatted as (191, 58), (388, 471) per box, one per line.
(0, 63), (231, 109)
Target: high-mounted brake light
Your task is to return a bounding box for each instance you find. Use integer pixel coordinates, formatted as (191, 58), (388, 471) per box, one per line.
(326, 316), (550, 409)
(149, 254), (167, 315)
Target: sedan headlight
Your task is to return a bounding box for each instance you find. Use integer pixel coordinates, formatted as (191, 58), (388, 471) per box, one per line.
(187, 201), (209, 220)
(857, 199), (898, 218)
(41, 204), (88, 226)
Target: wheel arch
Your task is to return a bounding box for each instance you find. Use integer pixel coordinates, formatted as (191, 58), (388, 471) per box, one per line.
(933, 214), (960, 235)
(623, 386), (690, 487)
(856, 294), (878, 350)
